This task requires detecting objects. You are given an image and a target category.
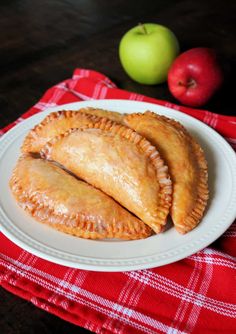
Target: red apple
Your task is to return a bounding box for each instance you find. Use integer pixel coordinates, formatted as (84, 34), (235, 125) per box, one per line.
(167, 48), (223, 107)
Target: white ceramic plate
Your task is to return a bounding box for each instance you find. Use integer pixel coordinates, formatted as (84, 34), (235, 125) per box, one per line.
(0, 100), (236, 272)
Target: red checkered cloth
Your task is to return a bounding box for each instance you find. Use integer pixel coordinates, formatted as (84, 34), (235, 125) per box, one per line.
(0, 69), (236, 334)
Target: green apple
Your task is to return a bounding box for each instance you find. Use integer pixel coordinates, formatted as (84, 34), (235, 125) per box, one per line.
(119, 23), (180, 85)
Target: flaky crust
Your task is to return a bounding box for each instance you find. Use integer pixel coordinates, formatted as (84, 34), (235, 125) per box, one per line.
(124, 111), (208, 234)
(41, 118), (172, 233)
(10, 155), (152, 240)
(78, 107), (124, 124)
(21, 108), (124, 154)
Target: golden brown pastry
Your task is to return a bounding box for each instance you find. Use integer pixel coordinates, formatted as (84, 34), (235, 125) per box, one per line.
(124, 111), (208, 234)
(22, 108), (124, 154)
(79, 107), (124, 124)
(9, 155), (152, 240)
(41, 118), (172, 233)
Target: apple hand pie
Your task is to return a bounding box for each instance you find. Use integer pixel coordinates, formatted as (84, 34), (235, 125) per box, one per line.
(124, 111), (208, 234)
(10, 155), (152, 240)
(41, 119), (172, 233)
(22, 108), (124, 154)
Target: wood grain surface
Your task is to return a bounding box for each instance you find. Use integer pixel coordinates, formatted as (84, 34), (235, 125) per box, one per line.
(0, 0), (235, 333)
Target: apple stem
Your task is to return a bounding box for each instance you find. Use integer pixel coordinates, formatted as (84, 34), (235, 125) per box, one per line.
(178, 78), (196, 88)
(138, 23), (148, 35)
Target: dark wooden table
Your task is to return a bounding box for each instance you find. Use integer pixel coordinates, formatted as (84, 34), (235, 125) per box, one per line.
(0, 1), (235, 333)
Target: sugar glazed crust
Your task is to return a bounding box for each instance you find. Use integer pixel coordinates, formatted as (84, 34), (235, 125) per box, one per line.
(78, 107), (125, 124)
(21, 108), (124, 154)
(124, 111), (208, 234)
(9, 155), (152, 240)
(12, 105), (208, 238)
(41, 118), (172, 233)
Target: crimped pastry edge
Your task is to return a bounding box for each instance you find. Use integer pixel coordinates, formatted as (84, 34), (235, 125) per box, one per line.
(124, 111), (209, 234)
(21, 109), (117, 153)
(41, 117), (172, 233)
(78, 107), (125, 123)
(10, 155), (151, 240)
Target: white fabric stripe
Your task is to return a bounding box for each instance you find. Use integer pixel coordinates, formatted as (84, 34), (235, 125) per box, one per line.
(48, 268), (74, 304)
(105, 267), (150, 333)
(203, 248), (236, 262)
(80, 69), (85, 76)
(0, 253), (68, 284)
(3, 252), (235, 315)
(55, 83), (68, 91)
(84, 320), (97, 332)
(53, 89), (65, 104)
(70, 77), (79, 90)
(168, 258), (202, 333)
(133, 93), (141, 101)
(17, 249), (37, 270)
(30, 296), (39, 307)
(104, 275), (134, 332)
(188, 256), (235, 269)
(0, 259), (185, 333)
(16, 117), (24, 123)
(203, 111), (211, 125)
(14, 252), (37, 287)
(69, 89), (93, 101)
(213, 114), (219, 127)
(126, 271), (235, 316)
(83, 69), (89, 77)
(92, 83), (101, 99)
(103, 78), (116, 88)
(117, 273), (149, 333)
(72, 74), (84, 80)
(189, 253), (235, 268)
(136, 94), (144, 101)
(1, 254), (235, 316)
(99, 86), (108, 99)
(209, 114), (218, 128)
(164, 102), (173, 108)
(0, 261), (112, 310)
(72, 70), (89, 79)
(47, 85), (60, 105)
(173, 104), (180, 110)
(183, 250), (214, 332)
(37, 279), (163, 334)
(129, 93), (137, 100)
(57, 270), (88, 311)
(34, 101), (58, 110)
(130, 93), (140, 101)
(223, 231), (236, 237)
(47, 84), (65, 105)
(2, 250), (28, 285)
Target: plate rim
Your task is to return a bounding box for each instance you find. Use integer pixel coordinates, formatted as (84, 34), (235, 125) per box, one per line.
(1, 99), (236, 271)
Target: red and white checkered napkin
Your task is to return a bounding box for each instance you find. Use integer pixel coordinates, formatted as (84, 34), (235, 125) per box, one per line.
(0, 69), (236, 334)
